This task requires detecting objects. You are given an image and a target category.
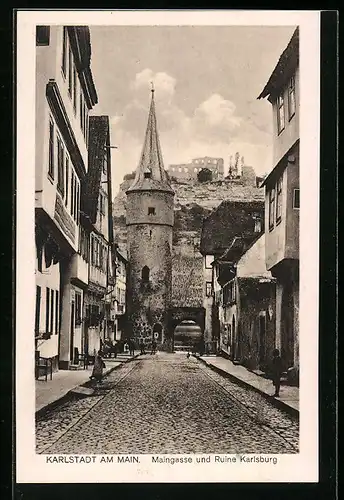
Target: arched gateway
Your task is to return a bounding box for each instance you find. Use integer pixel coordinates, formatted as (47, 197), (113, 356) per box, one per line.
(167, 307), (205, 351)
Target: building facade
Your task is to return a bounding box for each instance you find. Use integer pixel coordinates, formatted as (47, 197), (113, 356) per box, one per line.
(110, 248), (127, 342)
(215, 234), (276, 372)
(126, 89), (175, 350)
(258, 27), (299, 385)
(35, 26), (98, 370)
(82, 116), (113, 360)
(167, 157), (224, 182)
(200, 200), (265, 349)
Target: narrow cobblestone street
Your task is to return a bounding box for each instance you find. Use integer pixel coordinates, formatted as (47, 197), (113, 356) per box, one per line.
(36, 353), (299, 455)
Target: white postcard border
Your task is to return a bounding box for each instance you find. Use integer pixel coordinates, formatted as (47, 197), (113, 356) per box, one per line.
(16, 9), (320, 483)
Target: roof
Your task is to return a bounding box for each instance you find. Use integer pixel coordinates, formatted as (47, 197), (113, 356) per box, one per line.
(67, 26), (98, 107)
(81, 115), (109, 224)
(260, 139), (299, 188)
(127, 91), (174, 195)
(258, 27), (299, 101)
(216, 233), (263, 264)
(200, 199), (265, 256)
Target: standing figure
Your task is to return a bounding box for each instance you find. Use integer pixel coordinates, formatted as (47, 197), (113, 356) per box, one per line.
(139, 340), (145, 355)
(89, 351), (106, 383)
(124, 342), (129, 354)
(151, 340), (157, 355)
(129, 339), (135, 356)
(271, 348), (283, 397)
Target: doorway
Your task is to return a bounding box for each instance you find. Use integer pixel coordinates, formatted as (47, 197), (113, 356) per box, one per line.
(259, 313), (266, 369)
(231, 315), (236, 359)
(70, 302), (75, 364)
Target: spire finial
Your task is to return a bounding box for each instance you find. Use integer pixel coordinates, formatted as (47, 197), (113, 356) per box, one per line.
(150, 81), (155, 94)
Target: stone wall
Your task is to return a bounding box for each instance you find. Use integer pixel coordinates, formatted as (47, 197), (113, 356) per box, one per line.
(113, 177), (265, 310)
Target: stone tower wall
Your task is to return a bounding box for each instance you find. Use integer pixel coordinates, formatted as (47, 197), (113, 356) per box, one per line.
(126, 191), (174, 350)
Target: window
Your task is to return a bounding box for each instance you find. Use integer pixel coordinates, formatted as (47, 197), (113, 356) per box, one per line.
(79, 93), (83, 131)
(90, 236), (94, 265)
(79, 227), (89, 261)
(269, 187), (275, 230)
(70, 172), (75, 218)
(206, 282), (212, 297)
(50, 289), (54, 334)
(144, 170), (152, 179)
(57, 135), (65, 196)
(99, 192), (106, 215)
(36, 26), (50, 46)
(276, 177), (283, 222)
(254, 217), (262, 233)
(45, 288), (50, 335)
(37, 244), (43, 273)
(68, 47), (73, 96)
(62, 28), (67, 76)
(277, 92), (285, 134)
(73, 178), (77, 221)
(293, 188), (300, 209)
(205, 255), (213, 269)
(288, 76), (296, 119)
(148, 207), (155, 216)
(75, 292), (82, 325)
(65, 156), (69, 207)
(35, 286), (41, 335)
(142, 266), (150, 282)
(73, 66), (77, 112)
(103, 154), (107, 175)
(76, 183), (80, 224)
(48, 119), (54, 179)
(55, 290), (59, 335)
(84, 102), (88, 138)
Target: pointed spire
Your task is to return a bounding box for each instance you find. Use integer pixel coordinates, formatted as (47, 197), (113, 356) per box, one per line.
(127, 89), (174, 194)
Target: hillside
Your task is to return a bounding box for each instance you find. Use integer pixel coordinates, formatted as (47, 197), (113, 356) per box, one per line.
(112, 176), (265, 307)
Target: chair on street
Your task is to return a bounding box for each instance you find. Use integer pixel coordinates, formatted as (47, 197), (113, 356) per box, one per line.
(35, 351), (53, 381)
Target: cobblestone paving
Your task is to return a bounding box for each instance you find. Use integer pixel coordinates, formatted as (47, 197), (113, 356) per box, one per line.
(36, 353), (299, 455)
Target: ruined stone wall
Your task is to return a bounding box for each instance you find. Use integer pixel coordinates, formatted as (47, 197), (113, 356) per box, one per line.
(113, 177), (265, 312)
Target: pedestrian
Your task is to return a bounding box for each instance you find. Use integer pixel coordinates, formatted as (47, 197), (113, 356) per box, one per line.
(150, 339), (157, 355)
(271, 348), (283, 397)
(129, 339), (135, 356)
(89, 350), (106, 383)
(124, 341), (129, 354)
(139, 340), (145, 355)
(113, 341), (118, 358)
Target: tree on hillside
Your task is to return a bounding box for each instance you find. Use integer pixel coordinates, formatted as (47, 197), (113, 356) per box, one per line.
(123, 172), (136, 180)
(197, 168), (213, 183)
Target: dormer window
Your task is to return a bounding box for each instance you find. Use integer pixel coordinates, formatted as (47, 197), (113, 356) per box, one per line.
(148, 207), (155, 216)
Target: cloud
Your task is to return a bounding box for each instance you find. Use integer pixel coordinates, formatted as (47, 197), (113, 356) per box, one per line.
(194, 93), (241, 131)
(131, 68), (176, 103)
(110, 68), (272, 194)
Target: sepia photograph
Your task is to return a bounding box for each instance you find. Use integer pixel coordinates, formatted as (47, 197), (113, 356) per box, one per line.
(16, 10), (320, 483)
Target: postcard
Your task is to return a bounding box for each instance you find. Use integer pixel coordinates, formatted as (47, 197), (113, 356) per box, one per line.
(16, 9), (320, 483)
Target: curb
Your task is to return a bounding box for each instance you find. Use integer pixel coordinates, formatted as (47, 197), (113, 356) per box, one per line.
(35, 354), (140, 418)
(196, 355), (299, 419)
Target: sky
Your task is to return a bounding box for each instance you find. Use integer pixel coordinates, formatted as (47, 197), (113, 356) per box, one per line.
(88, 25), (296, 195)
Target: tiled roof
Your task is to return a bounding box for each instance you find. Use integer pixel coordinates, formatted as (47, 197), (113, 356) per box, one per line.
(200, 199), (265, 256)
(127, 91), (174, 194)
(81, 115), (109, 224)
(258, 27), (299, 100)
